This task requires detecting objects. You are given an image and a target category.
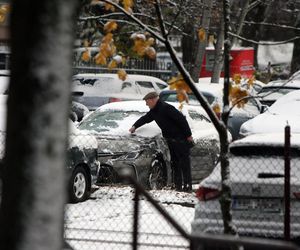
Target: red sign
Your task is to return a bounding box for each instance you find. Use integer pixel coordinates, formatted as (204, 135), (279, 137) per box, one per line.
(200, 47), (254, 78)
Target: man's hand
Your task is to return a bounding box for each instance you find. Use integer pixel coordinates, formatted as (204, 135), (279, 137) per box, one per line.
(129, 126), (136, 133)
(187, 136), (193, 141)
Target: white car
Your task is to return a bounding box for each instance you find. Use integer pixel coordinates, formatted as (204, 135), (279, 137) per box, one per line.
(258, 70), (300, 106)
(72, 73), (168, 110)
(191, 133), (300, 239)
(240, 89), (300, 137)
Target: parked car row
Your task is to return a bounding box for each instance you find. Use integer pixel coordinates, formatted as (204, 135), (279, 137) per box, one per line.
(72, 73), (168, 111)
(191, 75), (300, 241)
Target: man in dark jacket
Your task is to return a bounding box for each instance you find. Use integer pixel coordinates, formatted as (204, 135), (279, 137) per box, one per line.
(129, 91), (193, 192)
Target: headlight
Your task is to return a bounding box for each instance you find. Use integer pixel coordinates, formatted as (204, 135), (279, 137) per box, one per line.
(117, 150), (142, 160)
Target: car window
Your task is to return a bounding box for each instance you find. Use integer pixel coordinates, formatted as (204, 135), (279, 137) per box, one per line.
(121, 82), (132, 89)
(73, 78), (97, 86)
(156, 82), (167, 90)
(136, 81), (155, 89)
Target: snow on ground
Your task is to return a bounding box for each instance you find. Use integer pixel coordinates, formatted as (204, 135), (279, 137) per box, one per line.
(65, 185), (198, 250)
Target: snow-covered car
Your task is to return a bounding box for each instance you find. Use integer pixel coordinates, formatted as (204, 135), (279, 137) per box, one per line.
(72, 73), (168, 111)
(0, 95), (100, 203)
(160, 81), (263, 140)
(70, 101), (90, 122)
(68, 122), (100, 203)
(77, 100), (220, 189)
(239, 89), (300, 137)
(191, 133), (300, 239)
(258, 70), (300, 106)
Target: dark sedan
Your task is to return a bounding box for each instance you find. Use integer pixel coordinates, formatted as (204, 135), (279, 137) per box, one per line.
(77, 100), (220, 190)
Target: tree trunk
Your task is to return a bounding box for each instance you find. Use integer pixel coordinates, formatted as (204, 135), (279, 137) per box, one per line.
(211, 18), (224, 83)
(211, 0), (251, 82)
(0, 1), (79, 250)
(291, 15), (300, 74)
(191, 0), (214, 82)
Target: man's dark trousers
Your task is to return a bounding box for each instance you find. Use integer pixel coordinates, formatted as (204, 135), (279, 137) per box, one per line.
(167, 138), (192, 190)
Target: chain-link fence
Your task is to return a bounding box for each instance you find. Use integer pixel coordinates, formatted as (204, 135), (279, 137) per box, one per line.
(64, 131), (300, 250)
(0, 130), (299, 249)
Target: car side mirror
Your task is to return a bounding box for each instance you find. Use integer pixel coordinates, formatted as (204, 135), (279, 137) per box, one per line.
(260, 105), (268, 113)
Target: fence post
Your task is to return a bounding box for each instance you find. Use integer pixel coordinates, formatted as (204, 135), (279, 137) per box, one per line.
(133, 188), (140, 250)
(284, 124), (291, 241)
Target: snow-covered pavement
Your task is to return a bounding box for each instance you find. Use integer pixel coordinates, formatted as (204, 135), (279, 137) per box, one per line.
(65, 185), (198, 250)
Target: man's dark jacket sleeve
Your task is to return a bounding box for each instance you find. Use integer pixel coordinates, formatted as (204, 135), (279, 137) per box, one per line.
(133, 112), (154, 129)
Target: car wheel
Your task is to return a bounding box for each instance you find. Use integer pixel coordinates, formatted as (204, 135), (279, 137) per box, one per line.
(148, 159), (166, 190)
(69, 166), (89, 203)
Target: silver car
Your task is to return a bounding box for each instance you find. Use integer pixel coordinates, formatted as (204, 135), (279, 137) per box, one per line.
(192, 133), (300, 239)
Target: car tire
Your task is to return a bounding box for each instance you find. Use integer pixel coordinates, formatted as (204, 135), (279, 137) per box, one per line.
(69, 166), (89, 203)
(148, 159), (166, 190)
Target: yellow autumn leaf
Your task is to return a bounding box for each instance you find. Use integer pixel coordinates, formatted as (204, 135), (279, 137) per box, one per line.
(232, 74), (241, 84)
(146, 37), (155, 46)
(145, 47), (156, 60)
(230, 87), (249, 108)
(102, 33), (114, 44)
(0, 14), (5, 23)
(212, 103), (221, 118)
(81, 50), (90, 62)
(123, 0), (133, 11)
(0, 4), (10, 14)
(177, 90), (189, 103)
(168, 75), (191, 93)
(198, 28), (206, 42)
(118, 69), (127, 81)
(247, 75), (255, 86)
(95, 53), (107, 65)
(105, 3), (115, 11)
(108, 60), (118, 69)
(133, 39), (147, 56)
(104, 21), (118, 33)
(178, 102), (184, 111)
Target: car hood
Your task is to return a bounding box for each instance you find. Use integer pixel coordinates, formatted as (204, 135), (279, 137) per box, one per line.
(94, 134), (165, 156)
(240, 112), (300, 136)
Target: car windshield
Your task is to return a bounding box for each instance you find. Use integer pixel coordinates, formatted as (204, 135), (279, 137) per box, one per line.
(258, 87), (298, 100)
(78, 110), (145, 133)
